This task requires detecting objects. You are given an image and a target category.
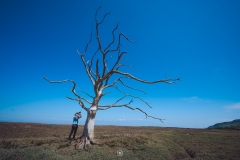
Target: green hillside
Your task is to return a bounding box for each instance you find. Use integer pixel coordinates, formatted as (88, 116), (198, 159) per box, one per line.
(208, 119), (240, 129)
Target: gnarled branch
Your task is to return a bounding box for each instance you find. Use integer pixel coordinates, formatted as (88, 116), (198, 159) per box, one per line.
(104, 23), (119, 52)
(95, 6), (110, 54)
(44, 77), (88, 111)
(77, 87), (94, 99)
(77, 50), (95, 85)
(113, 70), (181, 84)
(98, 99), (164, 122)
(105, 33), (135, 54)
(118, 79), (148, 94)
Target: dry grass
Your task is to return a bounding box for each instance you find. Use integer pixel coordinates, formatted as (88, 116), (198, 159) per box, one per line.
(0, 123), (240, 159)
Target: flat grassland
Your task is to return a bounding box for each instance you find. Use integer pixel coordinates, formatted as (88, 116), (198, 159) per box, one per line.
(0, 123), (239, 160)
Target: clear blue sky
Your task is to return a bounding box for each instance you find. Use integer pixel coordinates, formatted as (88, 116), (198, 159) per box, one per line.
(1, 0), (239, 128)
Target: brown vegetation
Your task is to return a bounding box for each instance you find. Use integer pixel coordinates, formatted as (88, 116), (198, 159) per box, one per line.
(0, 122), (240, 159)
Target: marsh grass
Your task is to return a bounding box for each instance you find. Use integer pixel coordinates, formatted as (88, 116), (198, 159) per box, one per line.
(0, 123), (240, 159)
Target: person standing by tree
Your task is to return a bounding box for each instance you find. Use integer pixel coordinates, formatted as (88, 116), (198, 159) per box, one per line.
(45, 6), (180, 149)
(68, 112), (81, 140)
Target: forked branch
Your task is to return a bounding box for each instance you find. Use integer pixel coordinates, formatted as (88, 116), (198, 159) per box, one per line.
(95, 6), (110, 54)
(113, 70), (181, 84)
(118, 79), (148, 94)
(98, 101), (164, 122)
(44, 77), (88, 111)
(77, 50), (96, 85)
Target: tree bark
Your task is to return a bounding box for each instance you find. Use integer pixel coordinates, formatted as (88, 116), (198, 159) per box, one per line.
(84, 107), (97, 140)
(76, 106), (97, 149)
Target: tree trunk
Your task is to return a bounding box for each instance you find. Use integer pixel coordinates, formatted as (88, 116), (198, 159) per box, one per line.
(75, 106), (97, 150)
(83, 109), (96, 140)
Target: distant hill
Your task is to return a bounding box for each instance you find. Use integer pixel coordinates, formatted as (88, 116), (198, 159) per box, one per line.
(208, 119), (240, 129)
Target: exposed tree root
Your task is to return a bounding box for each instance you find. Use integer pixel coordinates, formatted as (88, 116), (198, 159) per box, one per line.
(73, 135), (95, 150)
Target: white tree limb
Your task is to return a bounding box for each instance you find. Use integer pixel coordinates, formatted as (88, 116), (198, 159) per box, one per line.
(77, 50), (95, 85)
(89, 48), (99, 70)
(44, 77), (88, 111)
(66, 96), (92, 105)
(113, 70), (181, 84)
(98, 92), (152, 109)
(104, 23), (119, 52)
(95, 6), (110, 54)
(98, 102), (164, 123)
(105, 33), (135, 54)
(118, 79), (148, 94)
(66, 97), (88, 111)
(77, 87), (94, 99)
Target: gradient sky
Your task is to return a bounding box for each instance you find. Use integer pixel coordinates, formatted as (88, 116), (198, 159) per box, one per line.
(1, 0), (240, 128)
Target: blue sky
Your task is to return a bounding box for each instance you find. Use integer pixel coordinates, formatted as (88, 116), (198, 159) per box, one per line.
(0, 0), (239, 128)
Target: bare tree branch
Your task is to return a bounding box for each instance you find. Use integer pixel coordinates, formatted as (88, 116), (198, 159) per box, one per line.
(101, 92), (111, 96)
(104, 23), (119, 52)
(89, 48), (99, 70)
(95, 59), (100, 79)
(76, 87), (94, 99)
(98, 100), (164, 122)
(75, 25), (97, 85)
(87, 64), (97, 81)
(105, 33), (134, 54)
(66, 96), (89, 111)
(95, 6), (110, 54)
(113, 70), (181, 84)
(44, 77), (79, 97)
(102, 77), (122, 90)
(78, 101), (88, 111)
(101, 54), (125, 88)
(64, 87), (93, 104)
(120, 64), (137, 69)
(118, 79), (148, 94)
(98, 92), (152, 109)
(82, 25), (93, 56)
(77, 50), (95, 85)
(66, 95), (92, 105)
(95, 51), (127, 89)
(94, 7), (112, 86)
(95, 6), (110, 25)
(102, 77), (148, 95)
(110, 51), (127, 71)
(44, 77), (88, 111)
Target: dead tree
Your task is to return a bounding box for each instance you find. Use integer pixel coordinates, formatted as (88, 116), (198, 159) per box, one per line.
(44, 7), (180, 149)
